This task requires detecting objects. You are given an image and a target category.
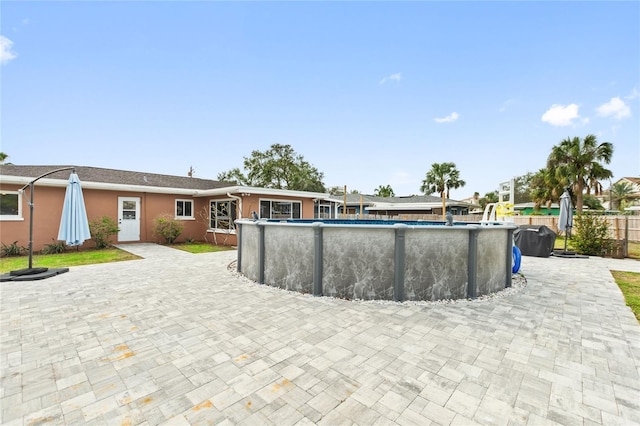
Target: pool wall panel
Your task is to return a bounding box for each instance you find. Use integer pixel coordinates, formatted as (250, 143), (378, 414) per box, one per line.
(264, 225), (314, 293)
(322, 227), (395, 300)
(404, 229), (469, 301)
(477, 230), (509, 295)
(239, 224), (260, 282)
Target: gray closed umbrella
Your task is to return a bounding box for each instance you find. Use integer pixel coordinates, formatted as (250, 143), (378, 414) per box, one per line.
(554, 189), (588, 258)
(558, 190), (573, 233)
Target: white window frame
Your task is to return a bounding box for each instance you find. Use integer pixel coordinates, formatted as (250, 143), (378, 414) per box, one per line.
(0, 191), (23, 221)
(259, 198), (302, 219)
(210, 199), (237, 234)
(316, 201), (334, 219)
(175, 199), (194, 220)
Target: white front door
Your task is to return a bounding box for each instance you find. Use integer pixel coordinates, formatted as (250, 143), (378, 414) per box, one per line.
(118, 197), (140, 242)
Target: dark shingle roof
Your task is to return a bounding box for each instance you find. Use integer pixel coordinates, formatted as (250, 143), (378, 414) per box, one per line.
(0, 165), (232, 191)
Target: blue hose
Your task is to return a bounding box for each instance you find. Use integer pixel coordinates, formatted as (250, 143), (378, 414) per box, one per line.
(512, 245), (521, 273)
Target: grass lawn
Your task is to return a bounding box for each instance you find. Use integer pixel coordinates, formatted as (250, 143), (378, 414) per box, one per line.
(554, 236), (577, 252)
(611, 270), (640, 323)
(168, 242), (235, 254)
(554, 237), (640, 260)
(0, 242), (235, 274)
(628, 242), (640, 260)
(0, 248), (140, 274)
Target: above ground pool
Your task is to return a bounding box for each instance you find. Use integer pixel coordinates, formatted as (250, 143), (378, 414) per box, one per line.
(235, 219), (517, 302)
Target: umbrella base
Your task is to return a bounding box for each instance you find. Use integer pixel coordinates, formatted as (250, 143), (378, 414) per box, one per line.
(552, 250), (589, 259)
(1, 268), (69, 282)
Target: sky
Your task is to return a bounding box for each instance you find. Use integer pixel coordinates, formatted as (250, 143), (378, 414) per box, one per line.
(1, 1), (639, 200)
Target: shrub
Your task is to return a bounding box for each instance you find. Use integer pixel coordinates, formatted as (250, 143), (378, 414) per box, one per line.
(572, 213), (612, 256)
(41, 239), (67, 255)
(154, 214), (183, 244)
(89, 216), (120, 249)
(1, 241), (26, 257)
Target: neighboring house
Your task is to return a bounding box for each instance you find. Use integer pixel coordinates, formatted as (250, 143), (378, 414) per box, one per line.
(0, 165), (336, 251)
(329, 194), (473, 216)
(596, 177), (640, 211)
(615, 177), (640, 195)
(514, 202), (560, 216)
(604, 177), (640, 210)
(458, 194), (482, 214)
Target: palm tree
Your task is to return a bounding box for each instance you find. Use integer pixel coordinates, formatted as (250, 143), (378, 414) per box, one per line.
(479, 191), (498, 210)
(420, 162), (465, 219)
(547, 135), (613, 213)
(586, 162), (612, 197)
(0, 152), (8, 164)
(610, 182), (635, 211)
(530, 167), (563, 211)
(374, 185), (395, 197)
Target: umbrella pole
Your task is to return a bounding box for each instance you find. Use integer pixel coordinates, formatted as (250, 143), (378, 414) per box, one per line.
(27, 182), (34, 269)
(19, 166), (75, 272)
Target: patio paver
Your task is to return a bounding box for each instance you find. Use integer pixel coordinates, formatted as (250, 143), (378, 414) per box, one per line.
(1, 243), (640, 425)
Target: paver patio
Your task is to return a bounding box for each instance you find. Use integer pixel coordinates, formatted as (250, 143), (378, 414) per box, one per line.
(1, 243), (639, 425)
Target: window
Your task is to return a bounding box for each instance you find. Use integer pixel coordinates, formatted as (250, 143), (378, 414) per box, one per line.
(316, 203), (333, 219)
(259, 200), (302, 219)
(210, 200), (237, 231)
(175, 199), (193, 219)
(0, 192), (22, 220)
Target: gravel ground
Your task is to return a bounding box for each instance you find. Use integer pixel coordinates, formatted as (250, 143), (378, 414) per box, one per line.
(227, 260), (527, 306)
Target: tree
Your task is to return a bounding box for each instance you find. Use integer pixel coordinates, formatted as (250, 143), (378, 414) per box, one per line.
(217, 144), (326, 192)
(327, 186), (344, 196)
(547, 135), (613, 213)
(479, 191), (498, 210)
(0, 152), (8, 164)
(583, 194), (604, 211)
(327, 186), (360, 196)
(513, 173), (535, 204)
(374, 185), (395, 197)
(530, 167), (563, 210)
(610, 182), (635, 211)
(420, 162), (466, 219)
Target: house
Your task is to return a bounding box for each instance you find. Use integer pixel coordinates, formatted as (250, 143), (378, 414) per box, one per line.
(603, 177), (640, 210)
(592, 177), (640, 210)
(329, 193), (473, 216)
(0, 165), (337, 251)
(513, 202), (560, 216)
(458, 194), (482, 213)
(615, 177), (640, 194)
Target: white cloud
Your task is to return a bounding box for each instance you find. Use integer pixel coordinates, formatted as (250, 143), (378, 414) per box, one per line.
(499, 99), (518, 112)
(627, 88), (639, 100)
(385, 171), (419, 196)
(389, 171), (414, 186)
(379, 72), (401, 85)
(541, 104), (581, 126)
(597, 97), (631, 120)
(0, 36), (17, 64)
(434, 112), (459, 123)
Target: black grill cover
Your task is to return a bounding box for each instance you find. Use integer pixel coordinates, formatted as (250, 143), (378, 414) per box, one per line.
(514, 225), (557, 257)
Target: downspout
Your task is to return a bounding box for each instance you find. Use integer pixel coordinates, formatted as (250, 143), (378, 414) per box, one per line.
(227, 193), (243, 220)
